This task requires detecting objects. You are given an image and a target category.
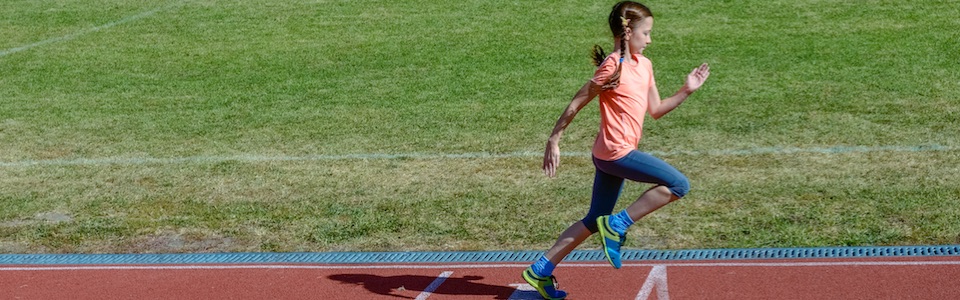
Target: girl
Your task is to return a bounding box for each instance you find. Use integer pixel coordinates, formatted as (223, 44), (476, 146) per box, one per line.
(522, 1), (710, 299)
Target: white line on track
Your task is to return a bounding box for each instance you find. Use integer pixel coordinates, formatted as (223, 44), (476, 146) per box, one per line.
(415, 271), (453, 300)
(0, 145), (955, 167)
(635, 265), (669, 300)
(2, 260), (960, 271)
(0, 3), (179, 57)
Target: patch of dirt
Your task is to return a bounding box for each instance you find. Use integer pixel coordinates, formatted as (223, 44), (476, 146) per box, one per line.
(0, 241), (44, 254)
(0, 211), (73, 227)
(35, 212), (73, 223)
(125, 229), (236, 253)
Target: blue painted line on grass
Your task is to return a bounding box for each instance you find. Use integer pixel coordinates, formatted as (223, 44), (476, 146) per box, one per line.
(1, 245), (958, 265)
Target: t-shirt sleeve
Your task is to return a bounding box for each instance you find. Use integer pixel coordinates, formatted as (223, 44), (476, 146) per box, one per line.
(646, 58), (656, 88)
(644, 57), (657, 116)
(590, 55), (619, 87)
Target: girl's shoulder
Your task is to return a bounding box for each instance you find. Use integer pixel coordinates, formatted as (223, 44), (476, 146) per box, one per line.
(597, 51), (621, 68)
(637, 55), (654, 71)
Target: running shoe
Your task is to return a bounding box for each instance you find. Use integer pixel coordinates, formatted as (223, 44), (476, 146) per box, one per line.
(522, 266), (567, 299)
(597, 215), (626, 269)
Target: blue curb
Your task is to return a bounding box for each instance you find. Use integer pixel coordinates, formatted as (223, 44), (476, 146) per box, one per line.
(1, 245), (958, 265)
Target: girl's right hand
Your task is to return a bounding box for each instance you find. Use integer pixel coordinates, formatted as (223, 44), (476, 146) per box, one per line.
(543, 140), (560, 177)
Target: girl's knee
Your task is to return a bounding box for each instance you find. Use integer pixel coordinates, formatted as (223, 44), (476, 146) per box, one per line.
(581, 216), (600, 233)
(668, 176), (690, 199)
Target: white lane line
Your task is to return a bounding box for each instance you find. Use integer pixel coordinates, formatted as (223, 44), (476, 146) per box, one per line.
(1, 145), (955, 167)
(0, 3), (179, 57)
(635, 265), (669, 300)
(414, 271), (452, 300)
(1, 260), (960, 271)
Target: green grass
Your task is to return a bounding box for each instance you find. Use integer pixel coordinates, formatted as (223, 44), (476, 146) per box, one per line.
(1, 0), (958, 253)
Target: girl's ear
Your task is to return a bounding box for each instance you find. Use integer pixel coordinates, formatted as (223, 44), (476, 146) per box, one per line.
(623, 27), (632, 40)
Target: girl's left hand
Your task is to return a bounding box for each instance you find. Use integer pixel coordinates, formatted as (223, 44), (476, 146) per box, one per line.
(684, 63), (710, 92)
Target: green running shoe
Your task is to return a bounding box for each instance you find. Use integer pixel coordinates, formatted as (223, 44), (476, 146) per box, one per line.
(597, 215), (626, 269)
(522, 266), (567, 299)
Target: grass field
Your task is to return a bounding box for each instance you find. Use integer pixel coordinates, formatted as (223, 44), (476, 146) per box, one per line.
(1, 0), (958, 254)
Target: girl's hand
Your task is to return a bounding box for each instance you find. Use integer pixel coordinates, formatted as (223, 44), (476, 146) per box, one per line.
(684, 63), (710, 92)
(543, 140), (560, 177)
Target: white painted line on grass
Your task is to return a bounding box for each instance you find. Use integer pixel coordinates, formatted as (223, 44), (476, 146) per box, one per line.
(2, 260), (960, 271)
(1, 145), (955, 167)
(635, 265), (669, 300)
(0, 3), (179, 57)
(414, 271), (452, 300)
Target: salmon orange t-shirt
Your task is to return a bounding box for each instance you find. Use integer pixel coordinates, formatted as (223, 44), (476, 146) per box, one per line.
(591, 52), (656, 161)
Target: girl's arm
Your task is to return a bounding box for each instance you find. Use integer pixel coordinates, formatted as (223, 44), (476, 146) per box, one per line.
(648, 63), (710, 119)
(543, 81), (599, 177)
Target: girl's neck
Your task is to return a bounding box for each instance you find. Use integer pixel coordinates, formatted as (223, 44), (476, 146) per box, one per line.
(612, 38), (641, 61)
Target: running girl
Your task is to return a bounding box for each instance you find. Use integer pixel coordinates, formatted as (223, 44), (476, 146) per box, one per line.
(522, 2), (711, 299)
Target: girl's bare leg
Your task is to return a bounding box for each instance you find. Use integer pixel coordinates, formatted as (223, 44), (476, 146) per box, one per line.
(543, 221), (593, 265)
(625, 185), (678, 221)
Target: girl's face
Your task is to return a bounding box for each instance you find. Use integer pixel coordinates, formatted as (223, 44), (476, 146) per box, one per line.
(625, 17), (653, 54)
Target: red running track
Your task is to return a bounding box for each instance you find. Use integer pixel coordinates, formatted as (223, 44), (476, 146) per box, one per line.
(2, 256), (959, 299)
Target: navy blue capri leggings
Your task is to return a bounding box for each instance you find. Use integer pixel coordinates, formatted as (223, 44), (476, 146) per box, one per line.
(582, 150), (690, 233)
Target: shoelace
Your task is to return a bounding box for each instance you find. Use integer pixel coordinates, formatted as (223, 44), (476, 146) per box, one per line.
(613, 235), (627, 252)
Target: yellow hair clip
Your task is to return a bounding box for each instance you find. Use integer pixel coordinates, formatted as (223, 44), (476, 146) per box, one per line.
(620, 16), (630, 27)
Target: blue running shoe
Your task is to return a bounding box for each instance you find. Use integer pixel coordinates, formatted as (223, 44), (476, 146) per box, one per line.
(522, 267), (567, 299)
(597, 215), (626, 269)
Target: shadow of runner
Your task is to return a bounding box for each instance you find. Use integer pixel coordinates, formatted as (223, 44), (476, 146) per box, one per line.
(328, 273), (518, 299)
